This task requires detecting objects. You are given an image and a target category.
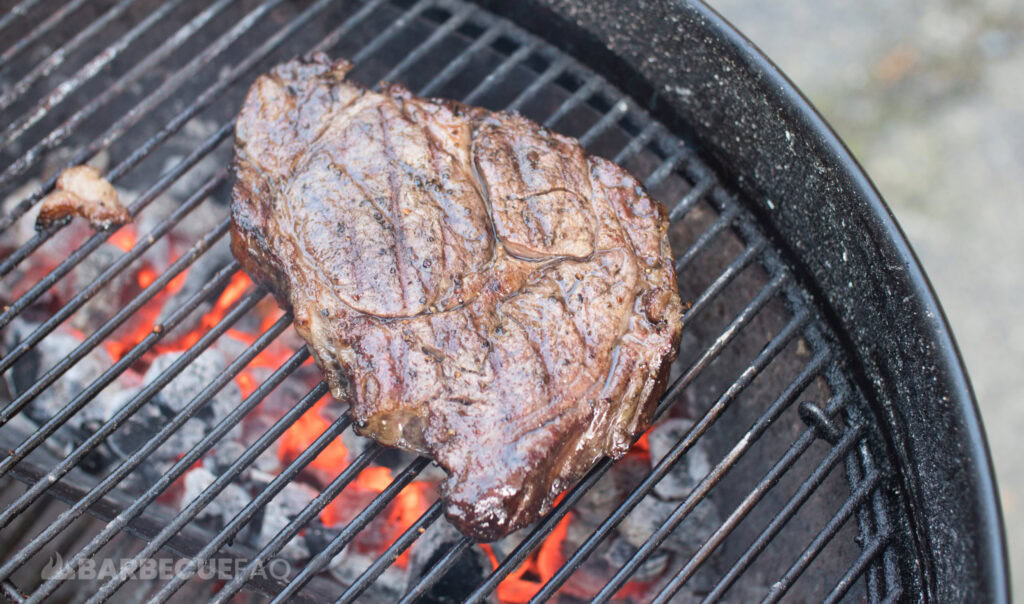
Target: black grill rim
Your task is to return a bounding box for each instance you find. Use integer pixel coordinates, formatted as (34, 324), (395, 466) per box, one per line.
(479, 0), (1010, 601)
(0, 0), (1002, 601)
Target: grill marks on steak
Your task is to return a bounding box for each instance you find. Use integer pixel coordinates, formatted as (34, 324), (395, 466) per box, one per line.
(230, 53), (682, 541)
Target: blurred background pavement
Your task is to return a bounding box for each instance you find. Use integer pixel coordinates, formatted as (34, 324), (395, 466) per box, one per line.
(707, 0), (1023, 592)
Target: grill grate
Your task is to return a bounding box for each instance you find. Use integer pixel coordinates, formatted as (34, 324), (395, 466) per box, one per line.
(0, 0), (912, 601)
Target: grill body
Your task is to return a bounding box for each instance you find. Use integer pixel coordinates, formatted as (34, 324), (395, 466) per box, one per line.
(504, 0), (1010, 600)
(0, 0), (1008, 602)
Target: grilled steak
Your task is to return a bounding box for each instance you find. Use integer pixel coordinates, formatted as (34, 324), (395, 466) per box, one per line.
(230, 54), (682, 541)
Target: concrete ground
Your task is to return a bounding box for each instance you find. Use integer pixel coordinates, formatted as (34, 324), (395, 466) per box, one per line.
(707, 0), (1023, 593)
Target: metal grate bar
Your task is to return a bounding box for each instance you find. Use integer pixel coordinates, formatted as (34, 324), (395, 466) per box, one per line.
(612, 121), (662, 164)
(653, 417), (863, 603)
(669, 175), (716, 222)
(868, 450), (900, 596)
(196, 18), (650, 600)
(845, 431), (882, 599)
(0, 221), (232, 437)
(2, 0), (234, 147)
(378, 3), (478, 85)
(0, 0), (89, 69)
(463, 38), (539, 105)
(868, 440), (900, 595)
(335, 501), (446, 603)
(1, 582), (22, 604)
(310, 90), (705, 602)
(0, 229), (46, 280)
(129, 381), (339, 602)
(646, 146), (690, 189)
(702, 395), (866, 601)
(0, 0), (43, 40)
(26, 317), (296, 602)
(824, 534), (890, 604)
(0, 270), (249, 530)
(0, 116), (231, 281)
(0, 287), (266, 578)
(0, 0), (303, 233)
(0, 169), (226, 376)
(683, 239), (768, 323)
(418, 19), (506, 97)
(464, 262), (789, 603)
(48, 349), (311, 601)
(675, 204), (741, 273)
(763, 469), (882, 603)
(312, 0), (391, 55)
(0, 0), (142, 112)
(507, 54), (571, 113)
(0, 117), (230, 342)
(85, 367), (324, 602)
(1, 579), (24, 603)
(268, 457), (434, 603)
(641, 147), (689, 192)
(197, 445), (386, 604)
(400, 535), (475, 603)
(539, 310), (817, 603)
(544, 75), (602, 128)
(578, 99), (629, 147)
(845, 437), (898, 599)
(348, 0), (434, 65)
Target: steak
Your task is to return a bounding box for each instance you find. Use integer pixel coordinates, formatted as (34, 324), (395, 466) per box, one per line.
(230, 53), (682, 541)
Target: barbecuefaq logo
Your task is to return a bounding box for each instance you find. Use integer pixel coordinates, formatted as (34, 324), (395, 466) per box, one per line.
(40, 551), (291, 581)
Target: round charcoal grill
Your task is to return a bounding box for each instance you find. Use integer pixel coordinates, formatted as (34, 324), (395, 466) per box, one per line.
(0, 0), (1009, 602)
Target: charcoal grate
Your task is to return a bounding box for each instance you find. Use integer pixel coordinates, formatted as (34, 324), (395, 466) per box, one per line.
(0, 0), (915, 601)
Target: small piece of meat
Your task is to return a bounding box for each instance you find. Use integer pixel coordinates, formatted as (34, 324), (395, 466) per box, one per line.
(37, 166), (131, 230)
(230, 53), (683, 541)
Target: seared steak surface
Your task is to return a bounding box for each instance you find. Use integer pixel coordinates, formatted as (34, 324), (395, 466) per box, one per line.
(230, 54), (682, 541)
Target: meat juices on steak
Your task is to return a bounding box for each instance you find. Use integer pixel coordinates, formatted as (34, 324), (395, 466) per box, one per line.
(230, 53), (682, 541)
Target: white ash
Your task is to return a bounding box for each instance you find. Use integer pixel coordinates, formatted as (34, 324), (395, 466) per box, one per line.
(79, 385), (145, 426)
(602, 537), (672, 583)
(181, 466), (252, 527)
(572, 455), (650, 526)
(59, 243), (136, 332)
(159, 141), (227, 211)
(210, 439), (248, 474)
(618, 493), (720, 559)
(328, 544), (406, 603)
(258, 482), (317, 562)
(647, 418), (713, 500)
(2, 319), (117, 443)
(96, 349), (243, 477)
(144, 348), (241, 431)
